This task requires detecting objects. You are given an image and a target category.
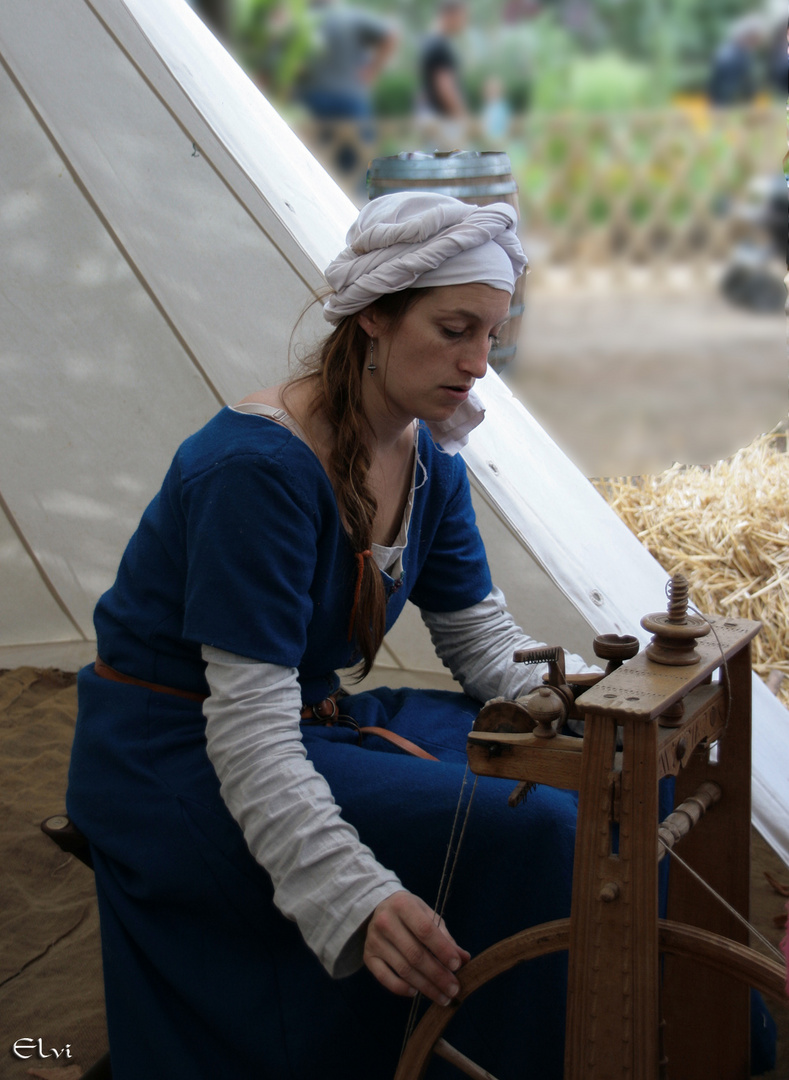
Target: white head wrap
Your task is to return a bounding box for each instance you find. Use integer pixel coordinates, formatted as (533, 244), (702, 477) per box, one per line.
(322, 191), (527, 325)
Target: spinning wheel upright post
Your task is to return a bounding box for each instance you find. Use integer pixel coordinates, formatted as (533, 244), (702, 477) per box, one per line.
(564, 581), (756, 1079)
(659, 627), (755, 1076)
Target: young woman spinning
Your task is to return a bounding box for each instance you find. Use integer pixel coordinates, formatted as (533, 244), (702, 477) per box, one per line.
(68, 191), (596, 1079)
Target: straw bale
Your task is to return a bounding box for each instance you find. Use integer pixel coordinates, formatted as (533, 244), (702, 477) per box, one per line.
(592, 431), (789, 709)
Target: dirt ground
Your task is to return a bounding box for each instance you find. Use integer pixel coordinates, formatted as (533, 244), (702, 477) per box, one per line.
(1, 667), (786, 1079)
(505, 279), (787, 479)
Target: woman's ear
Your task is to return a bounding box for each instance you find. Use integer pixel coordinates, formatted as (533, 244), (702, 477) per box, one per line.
(355, 307), (379, 338)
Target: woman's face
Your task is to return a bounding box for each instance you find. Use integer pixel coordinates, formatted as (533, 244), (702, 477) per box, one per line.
(358, 283), (511, 429)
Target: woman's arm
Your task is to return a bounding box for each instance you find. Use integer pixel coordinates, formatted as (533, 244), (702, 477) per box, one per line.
(420, 585), (600, 704)
(202, 646), (467, 1000)
(202, 646), (400, 976)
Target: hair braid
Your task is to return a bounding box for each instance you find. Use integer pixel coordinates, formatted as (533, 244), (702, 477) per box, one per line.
(295, 289), (426, 676)
(320, 321), (386, 675)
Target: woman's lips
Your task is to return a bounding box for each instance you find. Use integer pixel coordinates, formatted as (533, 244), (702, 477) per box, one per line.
(441, 385), (471, 402)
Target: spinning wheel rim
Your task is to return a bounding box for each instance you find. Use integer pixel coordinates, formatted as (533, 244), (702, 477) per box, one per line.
(394, 918), (787, 1079)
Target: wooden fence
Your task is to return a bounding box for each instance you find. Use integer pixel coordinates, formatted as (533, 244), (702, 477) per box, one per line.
(297, 102), (784, 288)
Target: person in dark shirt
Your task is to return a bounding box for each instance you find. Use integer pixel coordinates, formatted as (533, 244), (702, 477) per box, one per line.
(420, 0), (468, 121)
(708, 15), (766, 106)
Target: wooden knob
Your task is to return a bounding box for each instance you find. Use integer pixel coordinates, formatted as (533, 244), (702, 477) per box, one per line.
(593, 634), (640, 673)
(528, 686), (564, 739)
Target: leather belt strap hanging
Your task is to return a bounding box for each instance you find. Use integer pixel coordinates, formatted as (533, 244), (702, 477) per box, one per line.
(300, 692), (438, 761)
(94, 658), (438, 761)
(357, 727), (439, 761)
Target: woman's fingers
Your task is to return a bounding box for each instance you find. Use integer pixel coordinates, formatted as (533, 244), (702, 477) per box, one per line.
(364, 953), (424, 1000)
(363, 891), (470, 1005)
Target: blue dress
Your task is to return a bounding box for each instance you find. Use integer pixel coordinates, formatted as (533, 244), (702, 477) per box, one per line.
(67, 407), (582, 1079)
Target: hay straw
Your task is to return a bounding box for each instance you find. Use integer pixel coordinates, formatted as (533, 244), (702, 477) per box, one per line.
(593, 431), (789, 709)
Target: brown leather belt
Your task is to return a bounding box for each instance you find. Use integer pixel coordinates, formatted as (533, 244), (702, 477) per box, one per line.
(94, 657), (438, 761)
(94, 656), (208, 701)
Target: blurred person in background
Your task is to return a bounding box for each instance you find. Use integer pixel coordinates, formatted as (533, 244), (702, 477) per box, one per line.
(766, 16), (788, 99)
(708, 13), (767, 106)
(297, 0), (398, 178)
(418, 0), (469, 149)
(480, 74), (512, 144)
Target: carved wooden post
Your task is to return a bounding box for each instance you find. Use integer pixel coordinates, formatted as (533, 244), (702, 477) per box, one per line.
(661, 640), (753, 1078)
(564, 707), (661, 1078)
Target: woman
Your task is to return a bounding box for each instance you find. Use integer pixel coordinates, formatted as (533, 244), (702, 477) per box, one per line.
(67, 191), (595, 1078)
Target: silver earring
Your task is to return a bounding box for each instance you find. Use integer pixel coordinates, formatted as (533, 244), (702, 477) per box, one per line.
(367, 338), (377, 373)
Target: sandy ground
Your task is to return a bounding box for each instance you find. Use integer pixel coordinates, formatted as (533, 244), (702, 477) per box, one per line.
(505, 281), (787, 479)
(0, 667), (786, 1079)
(0, 670), (107, 1080)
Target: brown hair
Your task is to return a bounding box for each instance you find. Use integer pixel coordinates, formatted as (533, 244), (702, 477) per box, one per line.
(292, 288), (427, 677)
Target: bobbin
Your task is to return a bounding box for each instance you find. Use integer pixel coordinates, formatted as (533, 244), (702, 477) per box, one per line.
(641, 573), (711, 667)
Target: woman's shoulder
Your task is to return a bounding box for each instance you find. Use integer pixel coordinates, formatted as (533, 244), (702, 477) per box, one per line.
(160, 410), (336, 534)
(175, 404), (324, 489)
(233, 385), (288, 412)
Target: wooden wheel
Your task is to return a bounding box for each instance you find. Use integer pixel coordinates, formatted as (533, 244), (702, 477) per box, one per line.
(394, 918), (787, 1080)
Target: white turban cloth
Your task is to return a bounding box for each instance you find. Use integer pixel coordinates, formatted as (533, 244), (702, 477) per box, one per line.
(322, 191), (528, 326)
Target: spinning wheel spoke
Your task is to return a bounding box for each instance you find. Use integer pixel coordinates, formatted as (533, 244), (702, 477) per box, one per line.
(433, 1038), (501, 1079)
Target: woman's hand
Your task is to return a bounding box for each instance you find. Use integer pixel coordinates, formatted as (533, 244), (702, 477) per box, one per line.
(363, 890), (470, 1005)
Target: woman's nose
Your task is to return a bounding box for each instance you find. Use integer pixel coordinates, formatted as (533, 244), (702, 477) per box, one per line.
(459, 335), (492, 378)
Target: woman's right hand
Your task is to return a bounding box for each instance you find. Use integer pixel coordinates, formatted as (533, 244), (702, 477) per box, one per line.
(362, 890), (470, 1005)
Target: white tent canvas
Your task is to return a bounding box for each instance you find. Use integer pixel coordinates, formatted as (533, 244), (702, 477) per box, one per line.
(1, 0), (786, 866)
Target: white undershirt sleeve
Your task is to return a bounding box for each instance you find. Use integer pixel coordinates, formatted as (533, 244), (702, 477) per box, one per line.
(419, 585), (601, 704)
(201, 645), (403, 978)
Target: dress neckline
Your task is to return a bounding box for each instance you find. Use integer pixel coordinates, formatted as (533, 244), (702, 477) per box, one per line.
(229, 402), (420, 578)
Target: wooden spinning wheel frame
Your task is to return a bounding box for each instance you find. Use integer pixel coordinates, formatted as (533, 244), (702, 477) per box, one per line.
(395, 609), (788, 1080)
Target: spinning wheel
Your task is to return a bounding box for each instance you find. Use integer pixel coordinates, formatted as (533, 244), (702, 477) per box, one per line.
(395, 921), (783, 1079)
(395, 583), (787, 1080)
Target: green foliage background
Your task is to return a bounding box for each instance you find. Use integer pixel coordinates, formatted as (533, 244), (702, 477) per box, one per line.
(230, 0), (771, 114)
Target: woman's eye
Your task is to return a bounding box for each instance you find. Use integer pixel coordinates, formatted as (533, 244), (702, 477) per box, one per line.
(442, 327), (465, 339)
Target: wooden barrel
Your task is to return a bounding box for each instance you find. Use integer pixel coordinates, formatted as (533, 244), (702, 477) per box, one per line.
(366, 151), (525, 370)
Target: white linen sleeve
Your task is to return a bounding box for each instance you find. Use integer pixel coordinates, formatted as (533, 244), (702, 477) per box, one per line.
(201, 645), (403, 978)
(419, 585), (601, 704)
